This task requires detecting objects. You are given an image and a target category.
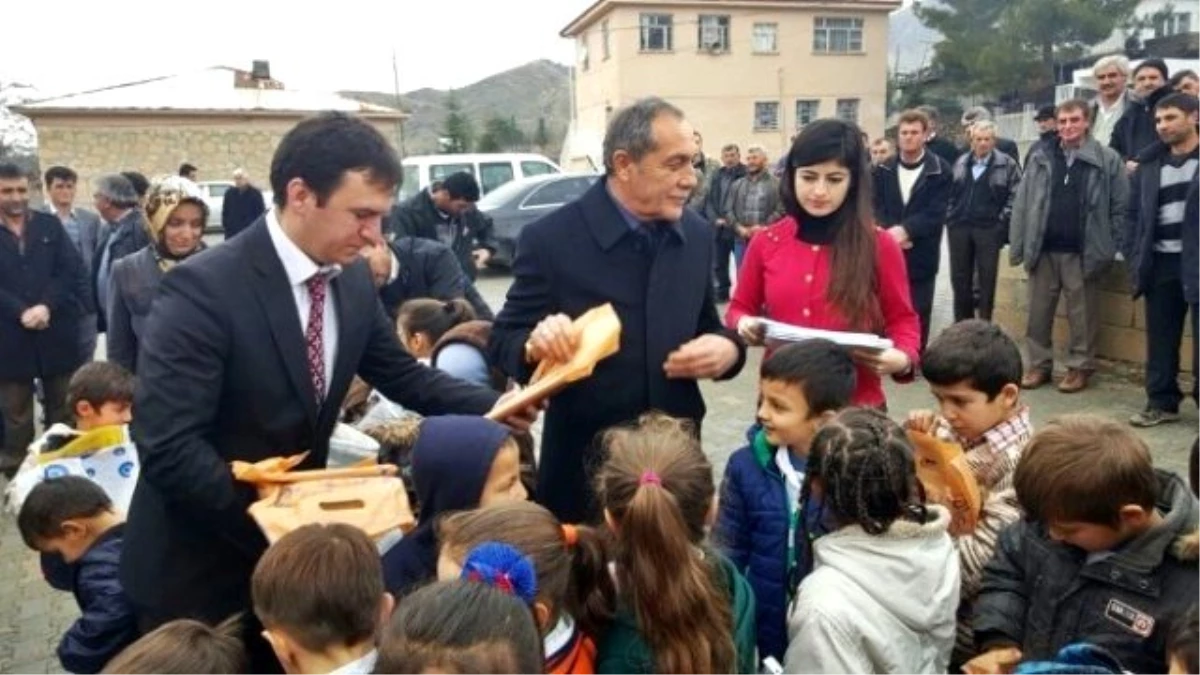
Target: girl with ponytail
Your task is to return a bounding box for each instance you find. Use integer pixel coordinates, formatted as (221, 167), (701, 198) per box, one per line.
(593, 413), (757, 674)
(396, 297), (476, 362)
(437, 502), (614, 674)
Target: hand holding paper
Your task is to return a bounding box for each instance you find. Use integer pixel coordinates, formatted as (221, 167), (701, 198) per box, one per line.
(488, 304), (622, 422)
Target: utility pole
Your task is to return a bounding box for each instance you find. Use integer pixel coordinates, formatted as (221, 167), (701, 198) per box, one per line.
(391, 48), (407, 157)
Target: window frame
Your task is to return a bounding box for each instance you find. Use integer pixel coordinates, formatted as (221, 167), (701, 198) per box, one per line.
(753, 101), (780, 132)
(640, 13), (674, 52)
(752, 22), (779, 53)
(813, 16), (864, 54)
(835, 98), (860, 123)
(795, 99), (820, 129)
(698, 14), (731, 53)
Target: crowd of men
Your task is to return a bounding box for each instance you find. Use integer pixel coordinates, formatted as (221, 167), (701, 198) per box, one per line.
(686, 56), (1199, 421)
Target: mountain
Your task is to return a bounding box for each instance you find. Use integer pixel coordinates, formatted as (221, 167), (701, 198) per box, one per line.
(342, 59), (570, 157)
(888, 4), (944, 75)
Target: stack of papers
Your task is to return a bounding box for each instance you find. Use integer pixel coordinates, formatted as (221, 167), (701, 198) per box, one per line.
(758, 317), (894, 351)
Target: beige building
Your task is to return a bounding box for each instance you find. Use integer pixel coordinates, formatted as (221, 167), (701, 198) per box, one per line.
(14, 65), (405, 204)
(559, 0), (900, 169)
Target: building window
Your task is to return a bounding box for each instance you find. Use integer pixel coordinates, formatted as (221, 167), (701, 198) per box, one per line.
(640, 13), (673, 52)
(754, 101), (780, 131)
(698, 14), (731, 52)
(753, 23), (778, 53)
(795, 100), (820, 128)
(813, 17), (864, 53)
(836, 98), (859, 123)
(602, 19), (611, 59)
(1157, 12), (1192, 37)
(579, 33), (589, 71)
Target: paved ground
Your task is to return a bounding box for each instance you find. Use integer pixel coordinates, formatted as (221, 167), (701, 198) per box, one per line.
(2, 259), (1195, 674)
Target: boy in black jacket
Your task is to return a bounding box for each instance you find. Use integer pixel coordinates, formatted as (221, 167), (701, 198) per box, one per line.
(18, 477), (136, 674)
(968, 415), (1199, 674)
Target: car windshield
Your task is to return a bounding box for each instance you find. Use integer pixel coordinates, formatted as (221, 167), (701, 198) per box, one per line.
(477, 178), (535, 210)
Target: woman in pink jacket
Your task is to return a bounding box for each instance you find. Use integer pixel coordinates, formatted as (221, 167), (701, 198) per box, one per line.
(726, 119), (921, 409)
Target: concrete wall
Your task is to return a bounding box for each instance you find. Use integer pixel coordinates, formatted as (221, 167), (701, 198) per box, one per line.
(25, 113), (403, 205)
(994, 260), (1194, 374)
(572, 1), (896, 162)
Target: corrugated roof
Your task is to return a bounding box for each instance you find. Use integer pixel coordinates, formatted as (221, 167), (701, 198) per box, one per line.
(15, 67), (405, 118)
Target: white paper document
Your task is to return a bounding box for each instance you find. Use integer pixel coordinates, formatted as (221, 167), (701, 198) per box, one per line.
(758, 317), (894, 351)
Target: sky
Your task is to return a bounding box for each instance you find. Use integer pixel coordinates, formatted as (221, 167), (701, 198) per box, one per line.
(1, 0), (597, 98)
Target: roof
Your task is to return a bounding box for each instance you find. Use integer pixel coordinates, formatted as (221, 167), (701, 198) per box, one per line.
(13, 67), (406, 120)
(561, 0), (902, 37)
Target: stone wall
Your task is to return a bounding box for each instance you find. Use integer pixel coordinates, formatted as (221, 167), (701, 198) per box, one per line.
(25, 113), (403, 204)
(994, 259), (1195, 375)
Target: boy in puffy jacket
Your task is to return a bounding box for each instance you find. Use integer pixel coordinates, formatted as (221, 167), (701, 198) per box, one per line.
(714, 340), (855, 661)
(969, 416), (1199, 675)
(17, 476), (136, 674)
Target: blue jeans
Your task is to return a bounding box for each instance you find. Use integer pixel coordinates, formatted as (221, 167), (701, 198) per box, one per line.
(734, 239), (748, 270)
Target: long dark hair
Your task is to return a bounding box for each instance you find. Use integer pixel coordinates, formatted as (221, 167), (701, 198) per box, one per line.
(595, 413), (735, 674)
(779, 119), (882, 331)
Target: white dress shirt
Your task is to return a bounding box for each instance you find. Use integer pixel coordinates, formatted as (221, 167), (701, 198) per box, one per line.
(265, 210), (341, 396)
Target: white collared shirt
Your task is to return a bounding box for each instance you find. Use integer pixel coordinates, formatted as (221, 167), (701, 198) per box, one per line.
(265, 210), (342, 396)
(1092, 92), (1127, 147)
(328, 649), (377, 674)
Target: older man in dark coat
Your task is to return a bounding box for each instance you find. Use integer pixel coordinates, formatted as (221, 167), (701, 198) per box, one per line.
(489, 98), (746, 523)
(221, 168), (267, 239)
(0, 163), (83, 477)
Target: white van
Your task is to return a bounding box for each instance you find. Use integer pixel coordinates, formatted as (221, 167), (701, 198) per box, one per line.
(396, 153), (561, 202)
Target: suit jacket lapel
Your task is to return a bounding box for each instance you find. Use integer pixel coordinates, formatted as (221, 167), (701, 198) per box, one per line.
(246, 221), (320, 423)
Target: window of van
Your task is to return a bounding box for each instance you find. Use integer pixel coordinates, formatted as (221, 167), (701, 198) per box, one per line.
(398, 165), (421, 202)
(479, 162), (516, 194)
(521, 161), (558, 178)
(429, 163), (475, 185)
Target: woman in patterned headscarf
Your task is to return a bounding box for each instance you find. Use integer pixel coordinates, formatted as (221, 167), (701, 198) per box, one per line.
(107, 176), (208, 372)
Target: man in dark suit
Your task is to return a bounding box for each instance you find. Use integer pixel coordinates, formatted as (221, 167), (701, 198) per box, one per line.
(386, 172), (498, 319)
(873, 108), (953, 353)
(0, 163), (83, 477)
(489, 98), (746, 523)
(221, 168), (267, 239)
(121, 112), (535, 669)
(362, 235), (476, 319)
(91, 174), (149, 334)
(39, 165), (104, 362)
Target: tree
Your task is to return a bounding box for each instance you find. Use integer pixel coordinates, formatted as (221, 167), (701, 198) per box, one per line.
(477, 116), (528, 153)
(440, 90), (473, 153)
(916, 0), (1139, 99)
(534, 117), (551, 151)
(1004, 0), (1140, 87)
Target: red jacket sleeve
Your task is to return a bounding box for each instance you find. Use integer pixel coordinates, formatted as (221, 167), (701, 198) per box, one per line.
(875, 231), (922, 378)
(725, 231), (767, 329)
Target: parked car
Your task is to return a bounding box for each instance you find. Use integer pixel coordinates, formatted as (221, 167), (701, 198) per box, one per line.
(196, 180), (273, 233)
(397, 153), (561, 203)
(476, 172), (600, 267)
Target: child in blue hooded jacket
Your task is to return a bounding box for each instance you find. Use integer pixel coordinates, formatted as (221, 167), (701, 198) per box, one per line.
(382, 415), (527, 594)
(714, 340), (855, 662)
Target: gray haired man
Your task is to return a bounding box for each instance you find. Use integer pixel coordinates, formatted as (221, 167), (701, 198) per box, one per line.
(488, 96), (746, 521)
(961, 107), (1022, 163)
(92, 173), (149, 332)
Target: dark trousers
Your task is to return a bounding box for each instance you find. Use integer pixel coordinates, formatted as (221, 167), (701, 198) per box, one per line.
(909, 276), (937, 353)
(713, 228), (735, 295)
(948, 224), (1004, 321)
(0, 374), (71, 477)
(1144, 254), (1198, 412)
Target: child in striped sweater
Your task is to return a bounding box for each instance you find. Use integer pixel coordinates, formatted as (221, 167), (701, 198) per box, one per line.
(905, 320), (1033, 668)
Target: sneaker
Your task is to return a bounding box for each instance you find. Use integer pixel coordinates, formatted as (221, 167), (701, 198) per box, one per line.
(1130, 408), (1180, 427)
